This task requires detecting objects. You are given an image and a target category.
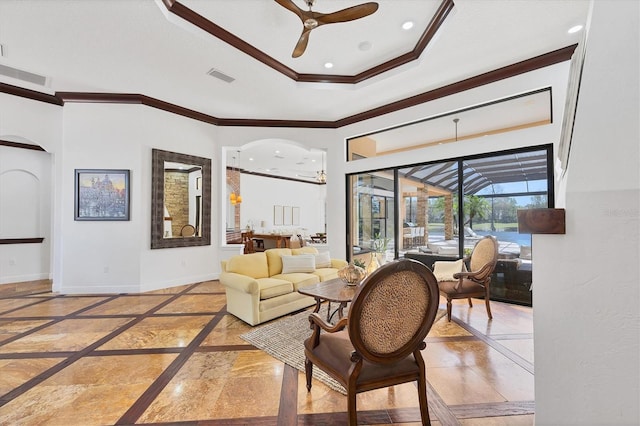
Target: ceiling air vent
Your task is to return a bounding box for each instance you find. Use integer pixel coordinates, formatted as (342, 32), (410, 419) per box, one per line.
(0, 63), (47, 86)
(207, 68), (235, 83)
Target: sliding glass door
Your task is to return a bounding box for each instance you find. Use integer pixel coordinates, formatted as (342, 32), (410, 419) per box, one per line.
(348, 170), (396, 270)
(346, 145), (552, 306)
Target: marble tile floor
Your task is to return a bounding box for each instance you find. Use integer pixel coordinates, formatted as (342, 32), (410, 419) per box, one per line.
(0, 280), (534, 425)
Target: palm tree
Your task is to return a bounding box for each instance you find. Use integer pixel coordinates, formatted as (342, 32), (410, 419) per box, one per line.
(464, 195), (490, 229)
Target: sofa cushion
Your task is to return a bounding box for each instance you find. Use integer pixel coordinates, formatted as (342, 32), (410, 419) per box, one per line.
(271, 272), (319, 291)
(312, 267), (340, 282)
(226, 252), (269, 279)
(266, 248), (292, 277)
(255, 277), (294, 300)
(314, 251), (332, 268)
(291, 246), (319, 255)
(281, 254), (316, 273)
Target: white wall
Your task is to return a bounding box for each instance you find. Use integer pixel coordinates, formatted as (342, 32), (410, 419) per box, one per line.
(240, 173), (325, 235)
(534, 1), (639, 424)
(0, 93), (61, 285)
(0, 147), (52, 284)
(57, 103), (219, 293)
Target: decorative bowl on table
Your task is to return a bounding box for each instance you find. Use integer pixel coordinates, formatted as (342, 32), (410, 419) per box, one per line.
(338, 263), (366, 286)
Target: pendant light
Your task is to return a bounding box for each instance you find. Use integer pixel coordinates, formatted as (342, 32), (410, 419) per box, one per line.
(453, 118), (459, 141)
(316, 151), (327, 183)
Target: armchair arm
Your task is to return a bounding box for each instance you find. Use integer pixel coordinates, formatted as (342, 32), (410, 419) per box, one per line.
(219, 272), (259, 295)
(307, 313), (348, 349)
(308, 313), (348, 332)
(452, 262), (495, 290)
(331, 259), (348, 269)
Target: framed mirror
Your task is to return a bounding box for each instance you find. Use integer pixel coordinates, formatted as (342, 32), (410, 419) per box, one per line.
(151, 148), (211, 249)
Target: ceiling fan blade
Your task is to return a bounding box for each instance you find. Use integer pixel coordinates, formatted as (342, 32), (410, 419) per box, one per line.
(274, 0), (304, 19)
(292, 29), (312, 58)
(316, 2), (379, 25)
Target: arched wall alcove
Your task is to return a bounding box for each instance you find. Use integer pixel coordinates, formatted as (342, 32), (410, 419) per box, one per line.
(0, 169), (40, 238)
(0, 136), (52, 286)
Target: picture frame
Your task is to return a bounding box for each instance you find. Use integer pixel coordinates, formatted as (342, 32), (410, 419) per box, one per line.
(74, 169), (130, 221)
(283, 206), (292, 225)
(292, 206), (300, 226)
(274, 205), (284, 225)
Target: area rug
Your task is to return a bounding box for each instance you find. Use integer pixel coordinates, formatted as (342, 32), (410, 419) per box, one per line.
(240, 305), (446, 395)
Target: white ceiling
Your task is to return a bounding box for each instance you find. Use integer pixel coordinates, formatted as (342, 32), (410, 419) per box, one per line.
(0, 0), (590, 180)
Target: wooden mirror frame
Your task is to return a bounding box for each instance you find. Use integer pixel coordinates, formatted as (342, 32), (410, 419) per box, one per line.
(151, 148), (211, 249)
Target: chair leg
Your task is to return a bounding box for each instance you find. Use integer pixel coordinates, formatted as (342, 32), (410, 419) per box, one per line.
(485, 292), (493, 320)
(417, 378), (431, 425)
(468, 297), (473, 307)
(446, 298), (452, 321)
(348, 390), (358, 426)
(305, 358), (313, 391)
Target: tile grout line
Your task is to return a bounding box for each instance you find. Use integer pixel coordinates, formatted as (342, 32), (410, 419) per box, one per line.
(426, 379), (462, 425)
(0, 283), (202, 406)
(451, 316), (534, 374)
(0, 295), (122, 348)
(115, 306), (227, 424)
(278, 364), (299, 425)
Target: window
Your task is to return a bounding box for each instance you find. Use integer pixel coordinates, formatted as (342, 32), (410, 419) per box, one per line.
(346, 145), (552, 306)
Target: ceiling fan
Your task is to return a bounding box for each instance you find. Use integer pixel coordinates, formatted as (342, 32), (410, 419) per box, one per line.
(275, 0), (379, 58)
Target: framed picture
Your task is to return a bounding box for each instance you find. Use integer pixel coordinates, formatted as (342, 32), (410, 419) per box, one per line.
(274, 205), (284, 225)
(74, 169), (130, 221)
(283, 206), (292, 225)
(292, 207), (300, 226)
(372, 196), (386, 219)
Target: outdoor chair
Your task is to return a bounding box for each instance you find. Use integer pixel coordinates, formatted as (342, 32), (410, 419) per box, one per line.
(304, 258), (440, 425)
(437, 236), (498, 321)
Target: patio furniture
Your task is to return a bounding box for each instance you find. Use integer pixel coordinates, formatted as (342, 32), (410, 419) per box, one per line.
(438, 236), (498, 321)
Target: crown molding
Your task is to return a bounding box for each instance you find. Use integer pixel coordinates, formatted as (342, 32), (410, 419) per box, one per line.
(161, 0), (454, 85)
(0, 82), (61, 105)
(0, 44), (577, 129)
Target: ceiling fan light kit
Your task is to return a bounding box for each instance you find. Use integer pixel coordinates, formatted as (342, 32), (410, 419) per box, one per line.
(275, 0), (379, 58)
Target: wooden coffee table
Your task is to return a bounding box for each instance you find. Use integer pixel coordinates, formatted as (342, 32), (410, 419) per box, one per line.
(298, 278), (358, 321)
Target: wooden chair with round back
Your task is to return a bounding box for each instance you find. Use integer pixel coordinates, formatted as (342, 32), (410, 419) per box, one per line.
(304, 258), (440, 425)
(438, 236), (499, 322)
(180, 224), (196, 237)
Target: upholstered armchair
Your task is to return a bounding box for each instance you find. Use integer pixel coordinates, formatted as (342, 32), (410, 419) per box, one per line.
(437, 236), (498, 321)
(304, 259), (440, 425)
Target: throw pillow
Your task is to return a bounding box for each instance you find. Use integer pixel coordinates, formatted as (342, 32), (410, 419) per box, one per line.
(281, 254), (316, 274)
(432, 259), (467, 282)
(314, 251), (332, 268)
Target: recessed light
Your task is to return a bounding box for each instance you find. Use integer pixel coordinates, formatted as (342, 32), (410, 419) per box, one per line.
(275, 150), (280, 154)
(568, 25), (583, 34)
(402, 21), (414, 30)
(249, 157), (254, 161)
(324, 62), (333, 69)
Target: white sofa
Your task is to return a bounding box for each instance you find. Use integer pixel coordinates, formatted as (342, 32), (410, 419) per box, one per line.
(220, 247), (348, 325)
